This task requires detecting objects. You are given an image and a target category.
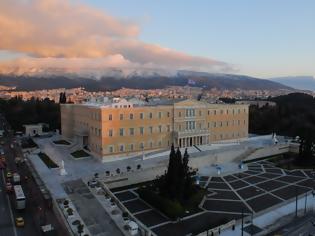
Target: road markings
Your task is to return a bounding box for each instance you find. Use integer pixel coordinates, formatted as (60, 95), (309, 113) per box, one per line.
(1, 170), (18, 236)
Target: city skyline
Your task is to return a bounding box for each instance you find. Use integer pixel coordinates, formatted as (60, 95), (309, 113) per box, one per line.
(0, 0), (314, 78)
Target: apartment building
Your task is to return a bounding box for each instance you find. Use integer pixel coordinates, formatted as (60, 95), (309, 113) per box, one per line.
(61, 98), (249, 160)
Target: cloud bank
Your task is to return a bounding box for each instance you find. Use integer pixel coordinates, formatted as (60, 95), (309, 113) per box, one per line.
(0, 0), (233, 73)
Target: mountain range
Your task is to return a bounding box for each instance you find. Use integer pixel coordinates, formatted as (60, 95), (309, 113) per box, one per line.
(269, 76), (315, 91)
(0, 68), (294, 91)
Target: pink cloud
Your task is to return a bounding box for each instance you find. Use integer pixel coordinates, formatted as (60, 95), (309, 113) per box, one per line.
(0, 0), (233, 72)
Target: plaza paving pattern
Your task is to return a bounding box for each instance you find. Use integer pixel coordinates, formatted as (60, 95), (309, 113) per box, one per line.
(110, 161), (315, 236)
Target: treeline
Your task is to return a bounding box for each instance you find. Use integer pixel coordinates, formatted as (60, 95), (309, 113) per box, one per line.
(0, 96), (60, 132)
(249, 93), (315, 138)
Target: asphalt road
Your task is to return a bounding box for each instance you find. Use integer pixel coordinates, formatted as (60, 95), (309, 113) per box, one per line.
(0, 169), (16, 236)
(0, 114), (68, 236)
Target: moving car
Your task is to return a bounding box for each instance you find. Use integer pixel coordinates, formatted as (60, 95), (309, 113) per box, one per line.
(6, 171), (12, 178)
(15, 217), (25, 227)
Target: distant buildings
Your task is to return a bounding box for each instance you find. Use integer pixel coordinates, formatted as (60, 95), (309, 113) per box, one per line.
(61, 98), (249, 160)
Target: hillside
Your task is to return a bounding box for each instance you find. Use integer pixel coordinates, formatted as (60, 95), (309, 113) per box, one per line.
(0, 69), (293, 91)
(270, 76), (315, 91)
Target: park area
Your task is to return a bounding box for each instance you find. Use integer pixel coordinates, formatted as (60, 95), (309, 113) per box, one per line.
(109, 160), (315, 236)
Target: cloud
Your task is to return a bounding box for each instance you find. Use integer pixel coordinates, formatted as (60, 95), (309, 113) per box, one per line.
(0, 0), (233, 72)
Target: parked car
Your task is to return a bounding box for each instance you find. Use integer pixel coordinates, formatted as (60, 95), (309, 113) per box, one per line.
(15, 217), (25, 227)
(6, 182), (13, 193)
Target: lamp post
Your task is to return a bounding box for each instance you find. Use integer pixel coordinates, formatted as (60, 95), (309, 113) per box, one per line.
(295, 186), (298, 218)
(241, 208), (244, 236)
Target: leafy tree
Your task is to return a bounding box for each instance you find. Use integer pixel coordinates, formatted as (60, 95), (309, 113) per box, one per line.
(158, 145), (194, 201)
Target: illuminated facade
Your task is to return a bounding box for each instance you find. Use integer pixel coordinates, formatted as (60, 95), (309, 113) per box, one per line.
(61, 98), (249, 160)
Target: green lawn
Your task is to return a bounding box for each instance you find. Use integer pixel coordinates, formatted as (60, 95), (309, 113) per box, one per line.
(53, 140), (70, 145)
(38, 152), (59, 168)
(71, 150), (89, 158)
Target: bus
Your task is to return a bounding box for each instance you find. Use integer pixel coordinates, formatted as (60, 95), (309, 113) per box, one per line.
(14, 185), (26, 210)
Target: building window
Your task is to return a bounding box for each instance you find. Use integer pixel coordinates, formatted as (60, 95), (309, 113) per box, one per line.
(119, 128), (124, 136)
(109, 146), (113, 153)
(129, 128), (134, 136)
(129, 113), (134, 120)
(158, 125), (162, 133)
(109, 129), (113, 137)
(167, 112), (170, 117)
(214, 122), (216, 127)
(149, 126), (153, 134)
(226, 109), (229, 114)
(149, 113), (153, 119)
(109, 114), (112, 120)
(238, 109), (240, 114)
(226, 121), (229, 126)
(120, 114), (123, 120)
(214, 110), (217, 115)
(140, 127), (144, 135)
(220, 110), (223, 115)
(158, 112), (162, 119)
(208, 122), (210, 128)
(140, 113), (144, 119)
(150, 142), (153, 148)
(140, 142), (144, 149)
(220, 121), (223, 127)
(208, 110), (210, 115)
(238, 120), (240, 125)
(199, 110), (202, 116)
(119, 145), (124, 152)
(130, 144), (134, 151)
(179, 112), (182, 117)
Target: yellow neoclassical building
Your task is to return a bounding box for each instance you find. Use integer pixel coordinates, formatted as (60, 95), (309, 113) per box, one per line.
(61, 98), (249, 160)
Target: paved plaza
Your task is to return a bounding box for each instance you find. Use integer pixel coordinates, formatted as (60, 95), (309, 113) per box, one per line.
(109, 160), (315, 236)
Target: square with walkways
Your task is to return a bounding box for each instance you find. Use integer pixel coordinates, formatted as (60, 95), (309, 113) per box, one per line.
(223, 175), (238, 182)
(285, 170), (307, 177)
(203, 199), (252, 213)
(256, 180), (287, 192)
(229, 180), (249, 189)
(134, 209), (169, 227)
(264, 168), (283, 174)
(210, 177), (224, 182)
(257, 172), (282, 179)
(245, 170), (261, 175)
(114, 191), (137, 202)
(237, 186), (265, 200)
(233, 172), (251, 179)
(247, 194), (283, 213)
(207, 181), (231, 190)
(243, 176), (268, 184)
(296, 179), (315, 189)
(302, 170), (315, 179)
(271, 185), (310, 200)
(207, 190), (240, 200)
(275, 175), (305, 183)
(123, 199), (151, 213)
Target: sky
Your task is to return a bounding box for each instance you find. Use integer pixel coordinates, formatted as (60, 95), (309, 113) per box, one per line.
(0, 0), (314, 78)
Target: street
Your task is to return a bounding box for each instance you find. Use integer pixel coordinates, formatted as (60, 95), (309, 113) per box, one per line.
(0, 114), (68, 236)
